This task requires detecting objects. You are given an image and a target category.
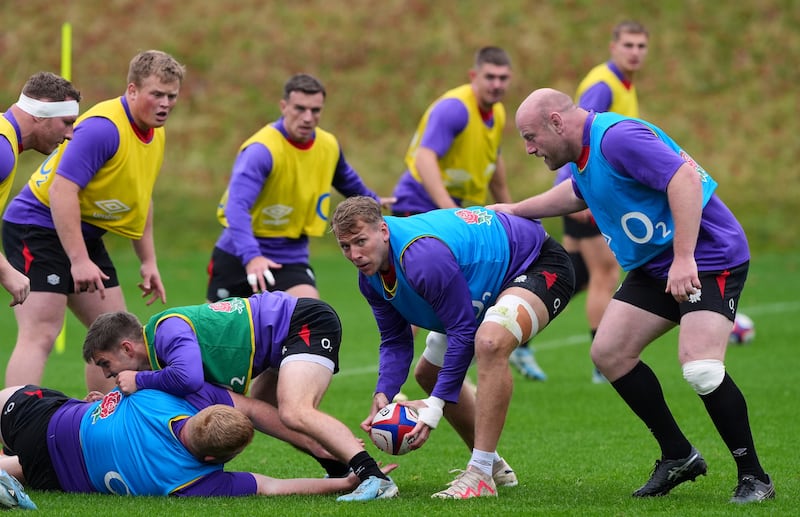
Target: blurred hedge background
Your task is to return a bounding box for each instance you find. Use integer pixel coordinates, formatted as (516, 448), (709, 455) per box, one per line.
(3, 0), (798, 252)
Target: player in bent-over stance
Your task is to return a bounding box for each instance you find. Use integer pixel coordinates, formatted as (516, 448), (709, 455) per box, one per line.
(332, 196), (574, 499)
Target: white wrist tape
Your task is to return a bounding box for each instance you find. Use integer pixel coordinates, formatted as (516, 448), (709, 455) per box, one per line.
(417, 396), (445, 429)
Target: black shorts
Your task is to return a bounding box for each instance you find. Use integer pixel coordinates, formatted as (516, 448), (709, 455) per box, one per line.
(2, 222), (119, 294)
(614, 261), (749, 324)
(562, 215), (601, 239)
(1, 385), (68, 490)
(206, 247), (317, 301)
(282, 298), (342, 373)
(502, 237), (575, 321)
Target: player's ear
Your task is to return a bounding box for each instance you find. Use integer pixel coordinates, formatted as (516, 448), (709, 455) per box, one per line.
(120, 340), (135, 356)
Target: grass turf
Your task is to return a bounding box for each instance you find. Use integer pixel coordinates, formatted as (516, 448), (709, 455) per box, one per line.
(1, 239), (796, 516)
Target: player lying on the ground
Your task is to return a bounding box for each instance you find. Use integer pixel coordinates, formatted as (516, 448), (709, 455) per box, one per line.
(0, 383), (395, 498)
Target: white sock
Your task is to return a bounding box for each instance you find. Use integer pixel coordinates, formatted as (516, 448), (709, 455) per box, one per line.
(468, 449), (495, 476)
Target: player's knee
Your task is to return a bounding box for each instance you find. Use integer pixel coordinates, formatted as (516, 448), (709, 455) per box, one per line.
(682, 359), (725, 395)
(421, 331), (447, 368)
(413, 357), (438, 392)
(278, 405), (311, 432)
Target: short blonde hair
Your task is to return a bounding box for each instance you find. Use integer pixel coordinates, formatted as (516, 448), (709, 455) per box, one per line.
(331, 196), (383, 237)
(127, 50), (186, 87)
(188, 405), (254, 463)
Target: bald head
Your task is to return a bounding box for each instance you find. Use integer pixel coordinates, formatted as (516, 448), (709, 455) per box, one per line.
(515, 88), (585, 170)
(515, 88), (575, 129)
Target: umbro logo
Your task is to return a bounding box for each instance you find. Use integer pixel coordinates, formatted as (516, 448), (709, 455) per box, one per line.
(94, 199), (131, 214)
(262, 205), (292, 219)
(261, 204), (292, 226)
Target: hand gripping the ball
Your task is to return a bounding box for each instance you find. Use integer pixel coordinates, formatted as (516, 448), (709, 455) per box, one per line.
(416, 396), (445, 429)
(399, 396), (445, 451)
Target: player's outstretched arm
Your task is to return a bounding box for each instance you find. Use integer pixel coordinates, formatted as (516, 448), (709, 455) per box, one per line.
(252, 463), (397, 496)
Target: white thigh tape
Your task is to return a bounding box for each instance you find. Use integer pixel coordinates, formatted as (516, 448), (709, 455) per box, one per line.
(483, 294), (538, 344)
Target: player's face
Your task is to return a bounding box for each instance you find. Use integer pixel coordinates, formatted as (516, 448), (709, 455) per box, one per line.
(517, 112), (571, 171)
(471, 63), (511, 110)
(610, 32), (649, 75)
(127, 74), (181, 130)
(336, 220), (390, 276)
(280, 91), (324, 143)
(92, 343), (147, 379)
(32, 111), (77, 154)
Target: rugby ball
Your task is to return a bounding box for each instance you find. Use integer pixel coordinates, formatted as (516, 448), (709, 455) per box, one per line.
(369, 402), (418, 455)
(729, 312), (755, 345)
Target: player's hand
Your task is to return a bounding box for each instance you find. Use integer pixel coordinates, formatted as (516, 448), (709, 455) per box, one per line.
(379, 196), (397, 209)
(404, 419), (432, 450)
(360, 392), (390, 433)
(399, 397), (441, 450)
(84, 390), (104, 402)
(245, 256), (282, 293)
(139, 262), (166, 305)
(70, 258), (109, 299)
(115, 370), (139, 395)
(0, 265), (30, 306)
(665, 255), (701, 303)
(486, 202), (516, 215)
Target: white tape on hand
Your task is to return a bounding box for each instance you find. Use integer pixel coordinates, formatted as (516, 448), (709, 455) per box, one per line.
(417, 396), (445, 429)
(263, 269), (275, 286)
(246, 273), (258, 287)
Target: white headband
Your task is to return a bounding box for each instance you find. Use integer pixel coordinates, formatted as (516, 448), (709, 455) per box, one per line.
(16, 92), (79, 118)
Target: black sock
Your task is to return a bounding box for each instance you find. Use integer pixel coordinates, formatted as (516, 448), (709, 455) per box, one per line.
(348, 450), (387, 481)
(700, 373), (767, 482)
(312, 455), (352, 478)
(611, 361), (691, 459)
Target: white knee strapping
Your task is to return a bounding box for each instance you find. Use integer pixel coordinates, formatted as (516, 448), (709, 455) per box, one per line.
(482, 294), (539, 344)
(422, 331), (448, 367)
(682, 359), (725, 395)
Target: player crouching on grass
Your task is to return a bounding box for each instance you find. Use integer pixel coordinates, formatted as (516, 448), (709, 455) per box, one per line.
(82, 291), (398, 502)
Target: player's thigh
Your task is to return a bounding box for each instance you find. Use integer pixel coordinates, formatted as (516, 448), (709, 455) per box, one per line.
(12, 292), (68, 341)
(68, 286), (126, 327)
(677, 311), (731, 363)
(499, 238), (575, 331)
(593, 299), (674, 361)
(480, 286), (549, 348)
(277, 360), (332, 409)
(285, 283), (319, 299)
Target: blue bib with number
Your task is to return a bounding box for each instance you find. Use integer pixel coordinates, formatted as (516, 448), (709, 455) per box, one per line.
(569, 113), (717, 270)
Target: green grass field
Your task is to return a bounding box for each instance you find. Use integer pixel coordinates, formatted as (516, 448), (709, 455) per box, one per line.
(0, 238), (796, 516)
(1, 0), (799, 514)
